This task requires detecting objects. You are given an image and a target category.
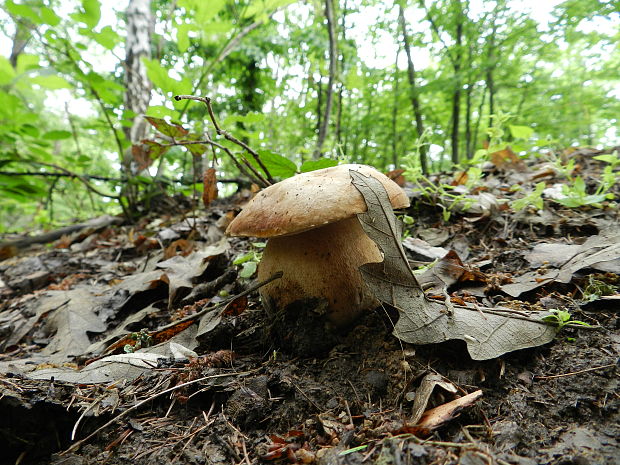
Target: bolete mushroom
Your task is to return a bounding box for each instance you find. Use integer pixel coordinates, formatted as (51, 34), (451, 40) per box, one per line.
(226, 164), (409, 327)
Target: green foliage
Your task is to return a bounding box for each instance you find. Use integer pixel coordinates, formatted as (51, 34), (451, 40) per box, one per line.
(233, 242), (266, 278)
(0, 0), (618, 232)
(542, 310), (592, 331)
(581, 275), (618, 302)
(512, 182), (546, 212)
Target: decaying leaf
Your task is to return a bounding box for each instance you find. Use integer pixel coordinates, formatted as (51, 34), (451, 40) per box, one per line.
(350, 170), (558, 360)
(157, 238), (229, 307)
(203, 167), (218, 207)
(502, 231), (620, 297)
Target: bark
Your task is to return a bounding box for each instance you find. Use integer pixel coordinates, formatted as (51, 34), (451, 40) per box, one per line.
(486, 23), (498, 137)
(464, 82), (473, 158)
(472, 86), (486, 154)
(391, 47), (401, 168)
(123, 0), (153, 165)
(398, 3), (428, 174)
(450, 1), (464, 164)
(314, 0), (338, 159)
(9, 20), (33, 68)
(335, 0), (348, 147)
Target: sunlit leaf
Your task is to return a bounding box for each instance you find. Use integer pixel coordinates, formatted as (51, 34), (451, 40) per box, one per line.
(145, 117), (188, 138)
(300, 158), (338, 173)
(31, 75), (71, 89)
(253, 150), (297, 179)
(43, 130), (73, 140)
(509, 125), (534, 139)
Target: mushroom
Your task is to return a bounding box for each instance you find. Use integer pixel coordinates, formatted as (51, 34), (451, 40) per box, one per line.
(226, 164), (410, 327)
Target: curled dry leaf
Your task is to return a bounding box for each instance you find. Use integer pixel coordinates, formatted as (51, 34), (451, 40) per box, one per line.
(350, 170), (558, 360)
(203, 168), (218, 207)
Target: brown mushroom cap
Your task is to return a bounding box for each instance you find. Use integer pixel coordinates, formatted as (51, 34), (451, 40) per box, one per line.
(226, 164), (410, 238)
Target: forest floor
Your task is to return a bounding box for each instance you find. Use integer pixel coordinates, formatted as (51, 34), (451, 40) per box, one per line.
(0, 149), (619, 465)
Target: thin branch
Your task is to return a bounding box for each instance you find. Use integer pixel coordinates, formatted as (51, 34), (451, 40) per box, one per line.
(174, 95), (274, 185)
(22, 161), (120, 199)
(160, 137), (269, 188)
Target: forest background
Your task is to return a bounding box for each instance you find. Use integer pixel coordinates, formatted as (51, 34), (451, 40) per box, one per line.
(0, 0), (618, 232)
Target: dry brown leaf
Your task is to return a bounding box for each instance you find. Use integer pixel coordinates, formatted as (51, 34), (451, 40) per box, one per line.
(203, 167), (218, 207)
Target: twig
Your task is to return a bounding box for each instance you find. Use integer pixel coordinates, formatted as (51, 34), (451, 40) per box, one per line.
(174, 95), (275, 184)
(20, 161), (120, 199)
(151, 271), (283, 333)
(159, 138), (269, 188)
(61, 370), (256, 454)
(534, 363), (616, 380)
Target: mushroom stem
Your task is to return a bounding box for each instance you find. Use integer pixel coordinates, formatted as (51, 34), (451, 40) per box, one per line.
(257, 216), (383, 327)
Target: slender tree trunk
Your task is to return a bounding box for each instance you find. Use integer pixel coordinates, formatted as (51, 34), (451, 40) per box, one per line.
(486, 24), (497, 136)
(314, 0), (337, 159)
(398, 3), (428, 174)
(391, 47), (401, 168)
(335, 0), (348, 148)
(472, 86), (487, 153)
(315, 74), (323, 136)
(450, 1), (463, 164)
(464, 83), (473, 158)
(9, 20), (33, 67)
(124, 0), (152, 168)
(464, 39), (476, 158)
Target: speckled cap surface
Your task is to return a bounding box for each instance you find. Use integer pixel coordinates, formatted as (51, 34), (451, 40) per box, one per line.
(226, 164), (410, 238)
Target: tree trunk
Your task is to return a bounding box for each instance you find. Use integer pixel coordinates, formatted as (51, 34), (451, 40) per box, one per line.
(9, 20), (33, 68)
(335, 0), (348, 148)
(450, 1), (463, 164)
(123, 0), (152, 168)
(314, 0), (337, 159)
(391, 47), (401, 168)
(398, 3), (428, 174)
(472, 86), (486, 154)
(486, 23), (497, 136)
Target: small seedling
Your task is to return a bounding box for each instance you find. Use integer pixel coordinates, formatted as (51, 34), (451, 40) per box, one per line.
(512, 182), (545, 211)
(542, 309), (591, 331)
(124, 328), (153, 353)
(582, 275), (618, 302)
(233, 242), (266, 278)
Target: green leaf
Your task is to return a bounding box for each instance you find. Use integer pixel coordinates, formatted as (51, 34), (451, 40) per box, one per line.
(16, 54), (40, 74)
(233, 252), (255, 265)
(0, 57), (16, 85)
(223, 112), (265, 126)
(145, 117), (188, 139)
(254, 150), (297, 178)
(300, 158), (338, 172)
(239, 261), (257, 278)
(176, 23), (193, 53)
(593, 154), (619, 165)
(509, 125), (533, 139)
(40, 7), (61, 26)
(6, 1), (41, 23)
(243, 0), (295, 19)
(143, 58), (181, 94)
(145, 105), (179, 119)
(30, 74), (71, 89)
(90, 26), (121, 50)
(78, 0), (101, 28)
(43, 130), (72, 140)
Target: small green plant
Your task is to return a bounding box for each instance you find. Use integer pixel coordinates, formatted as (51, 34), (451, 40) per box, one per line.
(581, 275), (618, 302)
(512, 182), (546, 211)
(233, 242), (266, 278)
(545, 151), (617, 208)
(399, 214), (414, 239)
(553, 176), (611, 208)
(542, 309), (591, 331)
(124, 328), (153, 353)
